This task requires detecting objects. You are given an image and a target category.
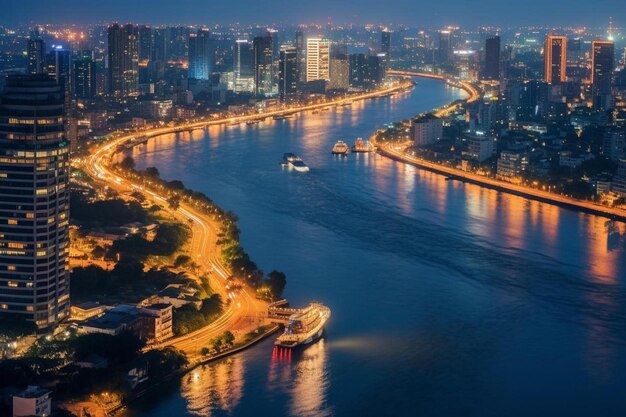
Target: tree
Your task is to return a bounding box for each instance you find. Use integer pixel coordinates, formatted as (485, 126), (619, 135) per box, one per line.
(266, 270), (287, 299)
(221, 331), (235, 346)
(174, 255), (191, 267)
(167, 195), (181, 211)
(144, 166), (160, 179)
(120, 156), (136, 171)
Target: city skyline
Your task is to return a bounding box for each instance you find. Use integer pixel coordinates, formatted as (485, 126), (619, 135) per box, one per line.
(1, 4), (626, 417)
(1, 0), (626, 27)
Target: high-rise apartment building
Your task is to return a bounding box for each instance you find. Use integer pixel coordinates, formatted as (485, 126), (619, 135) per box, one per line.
(278, 46), (298, 100)
(188, 28), (214, 81)
(329, 55), (350, 90)
(544, 35), (567, 84)
(483, 35), (500, 81)
(306, 38), (330, 82)
(107, 23), (139, 97)
(0, 75), (70, 331)
(73, 55), (97, 99)
(253, 34), (273, 96)
(138, 25), (153, 63)
(591, 40), (615, 110)
(27, 38), (46, 75)
(296, 30), (307, 82)
(381, 29), (391, 66)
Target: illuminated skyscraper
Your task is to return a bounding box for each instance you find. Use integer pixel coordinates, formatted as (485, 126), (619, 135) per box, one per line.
(306, 38), (330, 82)
(27, 38), (45, 75)
(544, 35), (567, 84)
(73, 55), (97, 99)
(107, 23), (139, 96)
(253, 34), (273, 96)
(278, 45), (298, 100)
(0, 75), (70, 331)
(329, 55), (350, 91)
(483, 35), (500, 81)
(381, 28), (391, 66)
(591, 40), (615, 110)
(235, 40), (254, 79)
(437, 30), (452, 64)
(188, 29), (214, 81)
(138, 25), (153, 63)
(296, 30), (307, 83)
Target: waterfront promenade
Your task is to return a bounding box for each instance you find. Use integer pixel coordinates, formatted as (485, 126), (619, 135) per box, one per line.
(373, 71), (626, 222)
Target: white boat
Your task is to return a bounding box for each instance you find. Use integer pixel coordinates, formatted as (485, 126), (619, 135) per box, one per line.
(275, 303), (331, 348)
(332, 140), (350, 155)
(281, 153), (310, 172)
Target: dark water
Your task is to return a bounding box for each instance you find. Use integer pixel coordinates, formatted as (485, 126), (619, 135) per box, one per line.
(125, 78), (626, 417)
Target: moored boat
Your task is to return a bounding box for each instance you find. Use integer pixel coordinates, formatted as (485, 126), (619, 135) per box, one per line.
(275, 303), (331, 348)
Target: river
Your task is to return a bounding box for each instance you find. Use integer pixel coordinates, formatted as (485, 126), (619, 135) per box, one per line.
(123, 77), (626, 417)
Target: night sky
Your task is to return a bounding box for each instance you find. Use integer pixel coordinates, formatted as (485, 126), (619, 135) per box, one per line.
(0, 0), (623, 27)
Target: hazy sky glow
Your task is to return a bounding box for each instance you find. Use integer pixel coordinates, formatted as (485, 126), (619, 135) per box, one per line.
(0, 0), (623, 27)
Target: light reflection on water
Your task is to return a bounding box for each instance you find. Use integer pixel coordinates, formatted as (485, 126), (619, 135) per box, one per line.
(180, 356), (245, 416)
(122, 78), (626, 417)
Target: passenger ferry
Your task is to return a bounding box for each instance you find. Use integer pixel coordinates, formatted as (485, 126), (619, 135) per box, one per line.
(275, 303), (331, 348)
(352, 138), (374, 153)
(281, 153), (310, 172)
(332, 140), (350, 155)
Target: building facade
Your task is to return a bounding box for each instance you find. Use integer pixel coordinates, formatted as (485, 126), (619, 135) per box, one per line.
(544, 35), (567, 84)
(411, 114), (443, 147)
(0, 75), (70, 331)
(107, 23), (139, 97)
(278, 46), (298, 100)
(253, 35), (273, 96)
(188, 28), (214, 81)
(591, 40), (615, 110)
(306, 38), (330, 82)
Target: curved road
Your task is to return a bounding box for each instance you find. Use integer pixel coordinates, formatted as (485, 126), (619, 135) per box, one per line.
(81, 79), (416, 359)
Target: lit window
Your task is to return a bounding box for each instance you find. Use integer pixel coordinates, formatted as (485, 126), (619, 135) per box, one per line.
(7, 266), (16, 271)
(7, 281), (18, 287)
(7, 219), (17, 225)
(0, 304), (7, 310)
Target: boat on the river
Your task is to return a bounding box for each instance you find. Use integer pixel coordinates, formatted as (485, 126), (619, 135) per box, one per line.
(275, 303), (331, 348)
(281, 153), (310, 172)
(352, 138), (374, 153)
(332, 140), (350, 155)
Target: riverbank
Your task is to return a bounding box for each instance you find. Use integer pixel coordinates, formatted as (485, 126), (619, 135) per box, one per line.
(103, 324), (281, 416)
(374, 142), (626, 223)
(94, 79), (415, 156)
(372, 72), (626, 223)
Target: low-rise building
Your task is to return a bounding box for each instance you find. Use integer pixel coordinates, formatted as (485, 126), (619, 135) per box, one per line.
(70, 302), (111, 321)
(137, 303), (174, 342)
(613, 159), (626, 197)
(411, 113), (443, 147)
(497, 151), (528, 181)
(141, 284), (202, 309)
(558, 151), (594, 168)
(12, 386), (51, 417)
(603, 129), (626, 161)
(77, 304), (140, 336)
(465, 134), (496, 162)
(76, 303), (173, 343)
